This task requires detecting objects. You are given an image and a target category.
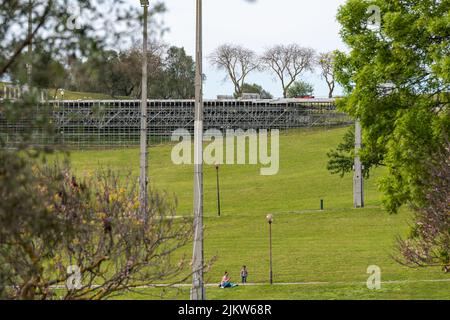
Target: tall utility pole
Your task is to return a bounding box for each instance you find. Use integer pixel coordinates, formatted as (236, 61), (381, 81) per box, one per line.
(27, 0), (33, 87)
(353, 120), (364, 208)
(139, 0), (149, 220)
(191, 0), (205, 301)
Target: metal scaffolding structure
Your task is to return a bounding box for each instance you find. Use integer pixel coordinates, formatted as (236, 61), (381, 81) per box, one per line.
(0, 98), (351, 149)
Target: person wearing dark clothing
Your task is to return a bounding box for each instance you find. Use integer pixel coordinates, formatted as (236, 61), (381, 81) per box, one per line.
(240, 266), (248, 284)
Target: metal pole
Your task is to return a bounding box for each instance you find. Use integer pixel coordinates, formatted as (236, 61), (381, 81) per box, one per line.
(139, 2), (149, 219)
(27, 0), (33, 87)
(191, 0), (205, 301)
(269, 222), (273, 285)
(216, 165), (221, 217)
(353, 120), (364, 208)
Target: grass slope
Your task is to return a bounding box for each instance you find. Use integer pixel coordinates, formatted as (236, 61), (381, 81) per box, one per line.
(61, 127), (449, 300)
(49, 89), (130, 100)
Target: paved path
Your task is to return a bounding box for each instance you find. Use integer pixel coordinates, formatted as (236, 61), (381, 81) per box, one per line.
(48, 278), (450, 290)
(132, 278), (450, 289)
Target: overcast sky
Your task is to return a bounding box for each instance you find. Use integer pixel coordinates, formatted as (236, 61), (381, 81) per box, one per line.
(144, 0), (349, 98)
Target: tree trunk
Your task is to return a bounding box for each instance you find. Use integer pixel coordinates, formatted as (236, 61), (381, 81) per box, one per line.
(328, 82), (335, 99)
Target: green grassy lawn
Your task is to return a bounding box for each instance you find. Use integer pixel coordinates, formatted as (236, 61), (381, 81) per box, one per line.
(115, 281), (450, 300)
(63, 127), (383, 215)
(49, 89), (130, 100)
(59, 127), (450, 300)
(1, 83), (129, 100)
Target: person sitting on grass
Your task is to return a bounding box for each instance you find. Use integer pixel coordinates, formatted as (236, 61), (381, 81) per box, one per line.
(219, 271), (238, 288)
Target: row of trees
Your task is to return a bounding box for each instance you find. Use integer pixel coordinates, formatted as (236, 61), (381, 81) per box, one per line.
(7, 42), (196, 100)
(70, 44), (195, 99)
(0, 161), (193, 300)
(6, 41), (330, 100)
(209, 44), (337, 98)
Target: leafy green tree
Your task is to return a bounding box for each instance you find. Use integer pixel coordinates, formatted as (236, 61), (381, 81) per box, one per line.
(0, 160), (192, 300)
(1, 0), (166, 98)
(240, 83), (273, 99)
(333, 0), (450, 216)
(69, 43), (166, 98)
(69, 45), (194, 99)
(8, 41), (68, 91)
(286, 80), (314, 98)
(0, 1), (159, 80)
(69, 50), (122, 96)
(327, 125), (385, 179)
(162, 46), (195, 99)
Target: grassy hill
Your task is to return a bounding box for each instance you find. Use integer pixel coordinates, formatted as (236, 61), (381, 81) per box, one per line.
(48, 89), (130, 100)
(0, 82), (130, 100)
(59, 127), (450, 300)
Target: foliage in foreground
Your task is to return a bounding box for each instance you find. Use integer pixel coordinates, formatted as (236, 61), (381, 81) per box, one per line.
(397, 140), (450, 272)
(0, 0), (167, 99)
(68, 45), (195, 99)
(0, 156), (193, 300)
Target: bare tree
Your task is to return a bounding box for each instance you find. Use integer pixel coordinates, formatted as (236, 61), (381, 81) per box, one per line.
(396, 138), (450, 273)
(318, 51), (337, 98)
(122, 42), (166, 98)
(0, 164), (196, 300)
(209, 44), (260, 97)
(261, 44), (315, 98)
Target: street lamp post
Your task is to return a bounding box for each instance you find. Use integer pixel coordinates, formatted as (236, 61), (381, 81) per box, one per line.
(266, 214), (273, 285)
(191, 0), (205, 301)
(139, 0), (149, 221)
(215, 164), (221, 217)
